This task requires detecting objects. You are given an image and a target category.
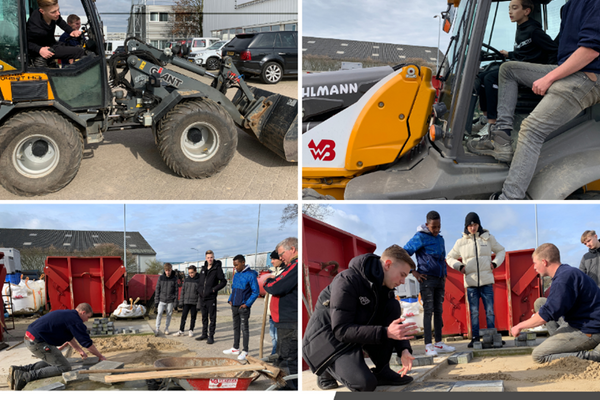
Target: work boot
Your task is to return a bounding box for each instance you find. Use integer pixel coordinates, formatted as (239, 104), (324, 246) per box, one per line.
(466, 129), (514, 163)
(196, 333), (208, 341)
(372, 366), (413, 386)
(207, 336), (214, 345)
(317, 370), (339, 390)
(7, 365), (24, 390)
(13, 370), (29, 391)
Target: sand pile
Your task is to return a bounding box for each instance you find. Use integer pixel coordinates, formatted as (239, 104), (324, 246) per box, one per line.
(93, 336), (186, 353)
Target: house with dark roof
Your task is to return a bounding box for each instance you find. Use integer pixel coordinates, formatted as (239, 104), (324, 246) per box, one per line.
(303, 36), (443, 70)
(0, 229), (156, 273)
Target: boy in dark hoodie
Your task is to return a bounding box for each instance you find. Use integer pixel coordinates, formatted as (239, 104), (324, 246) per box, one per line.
(154, 263), (179, 336)
(174, 265), (200, 337)
(223, 255), (259, 360)
(303, 245), (419, 392)
(195, 250), (227, 344)
(469, 0), (557, 145)
(404, 210), (453, 357)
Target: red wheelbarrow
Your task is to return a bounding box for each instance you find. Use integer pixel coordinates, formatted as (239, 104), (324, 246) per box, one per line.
(154, 357), (260, 391)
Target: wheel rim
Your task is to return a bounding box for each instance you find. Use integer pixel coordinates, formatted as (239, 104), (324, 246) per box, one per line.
(208, 59), (218, 69)
(265, 64), (281, 83)
(12, 134), (60, 178)
(180, 121), (220, 162)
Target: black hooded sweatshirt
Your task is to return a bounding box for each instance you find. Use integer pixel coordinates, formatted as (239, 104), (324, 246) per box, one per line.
(302, 253), (412, 375)
(508, 18), (558, 64)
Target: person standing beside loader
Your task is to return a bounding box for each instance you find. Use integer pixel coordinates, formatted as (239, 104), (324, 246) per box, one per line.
(195, 250), (227, 344)
(579, 230), (600, 287)
(404, 210), (455, 356)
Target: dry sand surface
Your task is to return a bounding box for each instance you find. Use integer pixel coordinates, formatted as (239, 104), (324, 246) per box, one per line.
(92, 336), (197, 367)
(429, 355), (600, 391)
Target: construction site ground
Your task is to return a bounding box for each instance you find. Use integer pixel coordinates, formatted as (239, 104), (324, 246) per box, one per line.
(0, 296), (283, 391)
(302, 333), (600, 392)
(0, 66), (298, 201)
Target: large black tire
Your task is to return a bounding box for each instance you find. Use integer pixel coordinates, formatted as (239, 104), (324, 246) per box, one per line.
(0, 110), (83, 196)
(206, 57), (220, 70)
(260, 61), (283, 84)
(157, 99), (238, 178)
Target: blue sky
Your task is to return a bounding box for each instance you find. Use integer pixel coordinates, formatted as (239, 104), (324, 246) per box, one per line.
(303, 0), (454, 50)
(314, 204), (599, 269)
(0, 204), (297, 263)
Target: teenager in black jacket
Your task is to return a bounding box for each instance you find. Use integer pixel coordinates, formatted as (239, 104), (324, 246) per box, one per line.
(174, 266), (201, 337)
(195, 250), (227, 344)
(303, 245), (419, 392)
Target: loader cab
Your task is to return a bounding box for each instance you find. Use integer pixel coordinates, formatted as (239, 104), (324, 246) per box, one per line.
(436, 0), (566, 161)
(0, 0), (110, 111)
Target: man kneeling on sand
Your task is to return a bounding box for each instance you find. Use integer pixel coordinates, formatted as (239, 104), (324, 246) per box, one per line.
(511, 243), (600, 363)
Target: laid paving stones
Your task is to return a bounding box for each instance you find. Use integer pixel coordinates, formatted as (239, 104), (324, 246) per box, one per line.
(33, 381), (65, 391)
(448, 352), (473, 365)
(450, 380), (504, 392)
(63, 370), (88, 384)
(411, 355), (434, 367)
(404, 381), (453, 392)
(88, 361), (125, 384)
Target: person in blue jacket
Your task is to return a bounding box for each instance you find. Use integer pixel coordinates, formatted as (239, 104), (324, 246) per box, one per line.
(9, 303), (107, 390)
(404, 210), (454, 357)
(511, 243), (600, 363)
(223, 254), (259, 361)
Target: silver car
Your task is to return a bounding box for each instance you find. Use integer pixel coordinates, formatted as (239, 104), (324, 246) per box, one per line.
(187, 40), (230, 70)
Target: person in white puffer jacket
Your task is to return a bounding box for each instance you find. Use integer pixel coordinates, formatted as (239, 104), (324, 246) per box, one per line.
(446, 212), (506, 348)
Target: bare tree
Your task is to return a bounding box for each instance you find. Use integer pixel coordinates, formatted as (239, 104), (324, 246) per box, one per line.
(144, 259), (165, 275)
(171, 0), (203, 38)
(280, 203), (333, 228)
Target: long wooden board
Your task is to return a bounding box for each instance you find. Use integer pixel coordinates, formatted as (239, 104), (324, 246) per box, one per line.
(103, 364), (267, 383)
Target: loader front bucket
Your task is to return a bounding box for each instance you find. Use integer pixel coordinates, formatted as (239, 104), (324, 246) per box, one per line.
(234, 87), (298, 162)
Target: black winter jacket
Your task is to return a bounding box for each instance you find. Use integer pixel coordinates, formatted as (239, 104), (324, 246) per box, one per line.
(580, 247), (600, 288)
(302, 253), (411, 375)
(509, 19), (558, 64)
(264, 256), (297, 329)
(180, 274), (201, 305)
(26, 9), (72, 56)
(154, 271), (179, 305)
(196, 260), (227, 303)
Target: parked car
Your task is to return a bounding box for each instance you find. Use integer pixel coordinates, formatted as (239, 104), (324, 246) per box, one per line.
(222, 31), (298, 84)
(188, 37), (221, 57)
(104, 40), (124, 58)
(112, 45), (127, 67)
(186, 40), (229, 70)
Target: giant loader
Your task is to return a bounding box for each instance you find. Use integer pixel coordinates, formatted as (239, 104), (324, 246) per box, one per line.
(302, 0), (600, 200)
(0, 0), (297, 197)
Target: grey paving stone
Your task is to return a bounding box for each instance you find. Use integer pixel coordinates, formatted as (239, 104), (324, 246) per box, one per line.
(404, 381), (453, 392)
(33, 382), (65, 391)
(448, 352), (473, 365)
(88, 360), (125, 384)
(473, 341), (483, 350)
(412, 355), (434, 367)
(479, 328), (497, 337)
(450, 380), (504, 392)
(62, 371), (89, 384)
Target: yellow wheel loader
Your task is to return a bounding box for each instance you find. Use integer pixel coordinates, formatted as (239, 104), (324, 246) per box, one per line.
(302, 0), (600, 200)
(0, 0), (297, 197)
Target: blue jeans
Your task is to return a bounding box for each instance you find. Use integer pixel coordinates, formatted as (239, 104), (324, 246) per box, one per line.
(420, 275), (445, 345)
(495, 61), (600, 199)
(269, 316), (278, 355)
(467, 284), (495, 338)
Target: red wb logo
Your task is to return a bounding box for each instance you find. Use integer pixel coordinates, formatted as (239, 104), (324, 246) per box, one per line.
(308, 139), (336, 161)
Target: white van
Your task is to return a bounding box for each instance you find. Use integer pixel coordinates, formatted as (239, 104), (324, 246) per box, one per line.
(105, 40), (124, 58)
(188, 37), (221, 57)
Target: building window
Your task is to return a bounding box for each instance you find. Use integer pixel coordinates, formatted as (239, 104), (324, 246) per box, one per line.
(65, 234), (72, 237)
(159, 13), (168, 22)
(284, 24), (296, 31)
(63, 243), (70, 246)
(151, 40), (159, 47)
(29, 233), (37, 236)
(150, 12), (158, 22)
(23, 242), (31, 246)
(129, 244), (137, 248)
(260, 26), (270, 32)
(92, 235), (98, 238)
(271, 25), (280, 31)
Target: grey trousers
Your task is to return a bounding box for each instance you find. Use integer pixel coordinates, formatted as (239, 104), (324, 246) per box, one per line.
(532, 324), (600, 363)
(24, 338), (72, 381)
(156, 301), (174, 330)
(494, 61), (600, 200)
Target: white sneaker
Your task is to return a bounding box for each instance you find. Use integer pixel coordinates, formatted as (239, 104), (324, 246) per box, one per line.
(434, 342), (456, 353)
(173, 331), (183, 337)
(425, 343), (438, 357)
(237, 351), (248, 361)
(472, 115), (488, 133)
(474, 123), (490, 138)
(164, 329), (170, 335)
(188, 330), (193, 337)
(223, 347), (240, 355)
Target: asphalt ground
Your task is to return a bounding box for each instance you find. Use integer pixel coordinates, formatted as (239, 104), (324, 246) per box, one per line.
(0, 65), (298, 201)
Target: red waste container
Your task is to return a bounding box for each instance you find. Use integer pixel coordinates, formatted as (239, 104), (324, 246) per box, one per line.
(0, 252), (5, 342)
(442, 249), (539, 337)
(302, 214), (377, 370)
(127, 274), (160, 302)
(45, 256), (126, 317)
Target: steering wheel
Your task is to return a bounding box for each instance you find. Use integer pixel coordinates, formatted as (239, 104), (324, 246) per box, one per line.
(480, 43), (506, 62)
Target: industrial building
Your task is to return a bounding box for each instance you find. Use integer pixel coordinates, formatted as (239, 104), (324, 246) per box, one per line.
(126, 0), (298, 49)
(0, 229), (156, 273)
